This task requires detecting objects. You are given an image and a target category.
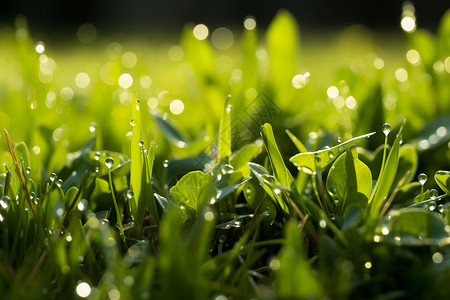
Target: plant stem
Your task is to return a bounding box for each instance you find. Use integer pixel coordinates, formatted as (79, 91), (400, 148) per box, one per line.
(108, 169), (126, 245)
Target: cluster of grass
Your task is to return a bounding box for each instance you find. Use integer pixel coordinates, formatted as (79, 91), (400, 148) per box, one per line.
(1, 4), (450, 299)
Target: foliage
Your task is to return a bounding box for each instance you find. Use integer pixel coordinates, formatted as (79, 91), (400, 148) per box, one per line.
(1, 6), (450, 300)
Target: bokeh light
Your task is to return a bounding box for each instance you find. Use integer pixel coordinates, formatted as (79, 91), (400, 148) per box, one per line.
(77, 23), (97, 43)
(169, 99), (184, 115)
(75, 72), (90, 88)
(244, 16), (257, 30)
(211, 27), (234, 51)
(193, 24), (209, 40)
(118, 73), (133, 89)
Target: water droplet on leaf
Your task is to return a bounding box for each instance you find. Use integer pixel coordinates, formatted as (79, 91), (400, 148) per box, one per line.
(26, 167), (31, 174)
(130, 119), (135, 127)
(382, 123), (391, 136)
(126, 190), (134, 199)
(105, 157), (114, 169)
(219, 235), (226, 243)
(418, 173), (427, 185)
(430, 189), (438, 200)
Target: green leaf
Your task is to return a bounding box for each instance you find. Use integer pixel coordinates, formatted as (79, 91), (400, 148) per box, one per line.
(216, 173), (250, 200)
(143, 141), (159, 226)
(267, 10), (299, 106)
(326, 145), (372, 215)
(410, 29), (437, 69)
(435, 170), (450, 195)
(290, 132), (375, 174)
(169, 171), (215, 212)
(377, 209), (450, 246)
(392, 144), (418, 188)
(438, 9), (450, 55)
(229, 142), (262, 176)
(413, 115), (450, 152)
(276, 220), (323, 298)
(248, 162), (289, 214)
(285, 129), (308, 153)
(218, 95), (231, 162)
(367, 126), (403, 221)
(261, 123), (294, 188)
(152, 113), (191, 147)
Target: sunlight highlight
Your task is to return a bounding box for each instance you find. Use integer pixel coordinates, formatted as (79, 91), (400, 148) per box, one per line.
(193, 24), (209, 40)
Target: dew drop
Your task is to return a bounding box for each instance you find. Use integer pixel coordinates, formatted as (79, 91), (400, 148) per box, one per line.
(126, 190), (134, 199)
(226, 104), (232, 112)
(49, 173), (57, 182)
(0, 198), (9, 209)
(219, 235), (226, 243)
(26, 167), (31, 175)
(319, 219), (326, 228)
(328, 152), (335, 159)
(429, 189), (438, 200)
(418, 173), (427, 185)
(130, 119), (135, 127)
(139, 139), (145, 148)
(220, 164), (234, 174)
(89, 122), (97, 133)
(337, 137), (343, 143)
(315, 154), (322, 166)
(105, 157), (114, 169)
(428, 201), (437, 211)
(94, 152), (100, 161)
(437, 204), (445, 213)
(163, 159), (169, 168)
(56, 179), (63, 187)
(382, 123), (391, 136)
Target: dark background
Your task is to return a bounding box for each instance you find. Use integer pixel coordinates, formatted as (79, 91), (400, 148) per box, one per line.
(1, 0), (449, 35)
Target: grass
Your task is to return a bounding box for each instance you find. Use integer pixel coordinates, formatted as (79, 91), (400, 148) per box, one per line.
(1, 5), (450, 299)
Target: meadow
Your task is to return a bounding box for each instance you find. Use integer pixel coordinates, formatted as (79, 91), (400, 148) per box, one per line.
(1, 5), (450, 299)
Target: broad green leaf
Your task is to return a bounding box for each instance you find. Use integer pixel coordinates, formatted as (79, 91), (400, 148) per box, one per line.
(326, 145), (372, 215)
(377, 209), (450, 246)
(435, 170), (450, 195)
(130, 93), (142, 222)
(169, 171), (215, 212)
(261, 123), (294, 188)
(218, 95), (231, 162)
(367, 125), (403, 221)
(290, 132), (375, 174)
(276, 221), (323, 298)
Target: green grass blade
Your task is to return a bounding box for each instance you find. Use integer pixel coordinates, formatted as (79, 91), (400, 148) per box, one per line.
(130, 93), (142, 223)
(367, 126), (403, 222)
(218, 95), (231, 163)
(261, 123), (294, 188)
